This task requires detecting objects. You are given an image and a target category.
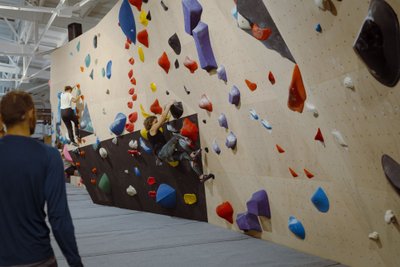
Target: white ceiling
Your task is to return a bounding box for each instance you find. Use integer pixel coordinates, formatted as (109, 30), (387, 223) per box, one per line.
(0, 0), (118, 107)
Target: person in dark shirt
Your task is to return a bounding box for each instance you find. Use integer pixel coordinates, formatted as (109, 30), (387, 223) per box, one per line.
(144, 100), (214, 183)
(0, 91), (83, 267)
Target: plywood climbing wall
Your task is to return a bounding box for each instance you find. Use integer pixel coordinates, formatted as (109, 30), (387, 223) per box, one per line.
(50, 0), (400, 266)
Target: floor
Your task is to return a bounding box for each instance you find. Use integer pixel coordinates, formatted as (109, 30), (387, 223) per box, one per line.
(51, 184), (347, 267)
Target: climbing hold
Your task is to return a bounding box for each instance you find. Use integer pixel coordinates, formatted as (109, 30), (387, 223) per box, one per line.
(288, 64), (307, 113)
(150, 82), (157, 92)
(160, 0), (168, 11)
(85, 54), (91, 68)
(150, 99), (163, 114)
(170, 101), (184, 119)
(140, 137), (152, 154)
(80, 66), (84, 72)
(202, 119), (206, 124)
(314, 128), (324, 143)
(304, 169), (314, 179)
(353, 0), (400, 87)
(245, 79), (257, 91)
(76, 41), (80, 52)
(125, 41), (130, 49)
(129, 0), (142, 11)
(311, 187), (329, 212)
(174, 59), (179, 69)
(180, 118), (199, 142)
(127, 101), (133, 109)
(129, 88), (135, 95)
(249, 109), (259, 120)
(251, 24), (272, 41)
(216, 201), (234, 224)
(137, 29), (149, 47)
(129, 139), (138, 149)
(228, 85), (241, 106)
(124, 170), (129, 174)
(148, 191), (156, 198)
(140, 104), (151, 118)
(89, 69), (94, 80)
(126, 185), (137, 196)
(225, 131), (237, 149)
(183, 56), (198, 73)
(231, 6), (238, 19)
(305, 102), (319, 118)
(119, 0), (136, 44)
(128, 69), (133, 79)
(268, 71), (275, 85)
(140, 128), (148, 140)
(98, 173), (111, 194)
(198, 94), (213, 112)
(368, 232), (380, 241)
(168, 33), (181, 55)
(343, 76), (354, 89)
(218, 113), (228, 129)
(130, 78), (137, 86)
(236, 212), (262, 232)
(167, 161), (179, 167)
(99, 148), (108, 159)
(146, 10), (151, 20)
(139, 10), (149, 26)
(125, 123), (134, 133)
(289, 168), (298, 178)
(182, 0), (203, 35)
(92, 138), (101, 151)
(79, 151), (85, 157)
(101, 68), (105, 77)
(184, 85), (190, 95)
(246, 190), (271, 218)
(384, 210), (396, 224)
(276, 144), (285, 153)
(204, 147), (209, 153)
(91, 167), (97, 174)
(184, 194), (197, 205)
(90, 178), (96, 185)
(217, 65), (227, 82)
(106, 60), (112, 79)
(110, 113), (127, 135)
(158, 52), (171, 73)
(331, 129), (348, 148)
(212, 139), (221, 155)
(128, 149), (141, 156)
(314, 0), (328, 10)
(192, 22), (218, 71)
(237, 12), (251, 30)
(134, 166), (141, 176)
(261, 119), (272, 132)
(156, 184), (177, 209)
(62, 146), (73, 162)
(129, 112), (138, 123)
(147, 176), (156, 185)
(288, 216), (305, 239)
(129, 57), (135, 65)
(382, 154), (400, 193)
(138, 46), (145, 62)
(315, 23), (322, 33)
(166, 90), (170, 95)
(75, 162), (80, 168)
(112, 137), (118, 145)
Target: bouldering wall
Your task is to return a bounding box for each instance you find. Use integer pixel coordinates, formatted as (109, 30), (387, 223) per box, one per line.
(50, 0), (400, 266)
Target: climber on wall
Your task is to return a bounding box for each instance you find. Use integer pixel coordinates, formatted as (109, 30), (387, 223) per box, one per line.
(144, 100), (215, 183)
(60, 85), (81, 146)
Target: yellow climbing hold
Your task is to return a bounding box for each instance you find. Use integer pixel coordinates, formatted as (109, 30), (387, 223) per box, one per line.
(140, 104), (151, 118)
(168, 161), (179, 167)
(140, 128), (148, 140)
(138, 46), (145, 62)
(139, 10), (149, 26)
(150, 82), (157, 92)
(184, 194), (197, 205)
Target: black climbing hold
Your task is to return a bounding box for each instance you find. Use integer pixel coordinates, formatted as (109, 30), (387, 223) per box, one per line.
(174, 59), (179, 69)
(382, 154), (400, 194)
(202, 119), (206, 124)
(170, 102), (184, 119)
(146, 11), (151, 21)
(166, 90), (170, 95)
(160, 0), (168, 11)
(93, 35), (98, 48)
(184, 85), (190, 95)
(168, 33), (181, 55)
(204, 147), (209, 153)
(143, 0), (148, 3)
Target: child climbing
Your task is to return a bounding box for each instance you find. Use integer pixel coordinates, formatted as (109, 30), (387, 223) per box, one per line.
(60, 85), (81, 146)
(144, 100), (215, 183)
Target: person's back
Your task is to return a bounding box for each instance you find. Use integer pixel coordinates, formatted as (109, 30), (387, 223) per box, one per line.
(0, 91), (83, 267)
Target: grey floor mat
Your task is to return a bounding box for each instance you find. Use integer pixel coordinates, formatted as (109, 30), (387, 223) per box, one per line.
(51, 185), (346, 267)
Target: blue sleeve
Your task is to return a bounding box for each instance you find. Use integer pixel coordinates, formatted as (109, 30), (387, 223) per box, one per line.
(44, 147), (83, 267)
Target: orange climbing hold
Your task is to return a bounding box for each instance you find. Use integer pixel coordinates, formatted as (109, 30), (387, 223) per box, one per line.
(150, 99), (163, 114)
(137, 29), (149, 47)
(129, 88), (135, 95)
(79, 151), (85, 157)
(245, 79), (257, 91)
(276, 144), (285, 153)
(304, 169), (314, 179)
(129, 112), (138, 123)
(289, 167), (298, 178)
(180, 118), (199, 142)
(314, 128), (324, 143)
(128, 69), (133, 79)
(130, 77), (136, 85)
(132, 94), (137, 101)
(183, 56), (198, 73)
(75, 162), (81, 167)
(125, 123), (134, 132)
(91, 167), (97, 174)
(129, 0), (142, 11)
(198, 94), (213, 112)
(80, 66), (84, 72)
(288, 64), (307, 113)
(127, 101), (133, 109)
(76, 84), (81, 89)
(129, 57), (135, 65)
(90, 178), (96, 185)
(158, 52), (170, 74)
(251, 24), (272, 41)
(268, 71), (275, 85)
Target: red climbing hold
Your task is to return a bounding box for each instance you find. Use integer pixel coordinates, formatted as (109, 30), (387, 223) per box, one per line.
(148, 190), (156, 198)
(216, 202), (234, 224)
(147, 176), (156, 185)
(288, 64), (307, 113)
(126, 38), (132, 45)
(129, 57), (135, 65)
(128, 150), (141, 156)
(289, 167), (298, 178)
(91, 167), (97, 174)
(90, 178), (96, 185)
(129, 112), (138, 123)
(79, 151), (85, 157)
(128, 69), (133, 79)
(198, 94), (213, 112)
(245, 79), (257, 91)
(180, 118), (199, 142)
(304, 169), (314, 179)
(251, 24), (272, 41)
(158, 52), (170, 74)
(150, 99), (163, 114)
(125, 123), (135, 132)
(132, 94), (137, 101)
(314, 128), (324, 143)
(127, 101), (133, 109)
(184, 56), (198, 73)
(137, 29), (149, 47)
(276, 144), (285, 153)
(129, 88), (135, 95)
(130, 77), (136, 85)
(268, 71), (275, 85)
(75, 162), (81, 168)
(129, 0), (142, 11)
(125, 42), (130, 50)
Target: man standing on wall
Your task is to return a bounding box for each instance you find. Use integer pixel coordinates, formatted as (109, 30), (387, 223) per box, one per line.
(60, 85), (81, 146)
(0, 91), (83, 267)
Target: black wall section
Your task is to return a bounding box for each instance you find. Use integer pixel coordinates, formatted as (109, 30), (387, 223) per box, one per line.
(70, 114), (208, 222)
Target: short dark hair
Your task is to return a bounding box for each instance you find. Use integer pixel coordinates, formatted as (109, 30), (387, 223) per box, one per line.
(0, 91), (34, 128)
(64, 86), (73, 91)
(143, 116), (157, 131)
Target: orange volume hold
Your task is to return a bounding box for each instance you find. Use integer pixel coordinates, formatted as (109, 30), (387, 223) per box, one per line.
(276, 144), (285, 153)
(304, 169), (314, 179)
(314, 128), (324, 143)
(245, 79), (257, 91)
(289, 167), (298, 178)
(288, 64), (307, 113)
(158, 52), (170, 74)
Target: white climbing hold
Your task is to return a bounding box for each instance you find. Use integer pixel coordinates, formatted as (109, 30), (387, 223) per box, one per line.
(384, 210), (396, 224)
(99, 147), (108, 158)
(249, 109), (259, 120)
(343, 76), (355, 90)
(314, 0), (328, 10)
(212, 139), (221, 155)
(368, 231), (379, 240)
(305, 102), (319, 118)
(124, 169), (129, 174)
(129, 140), (138, 149)
(112, 137), (118, 145)
(331, 129), (348, 148)
(237, 12), (251, 30)
(261, 119), (272, 133)
(126, 185), (137, 196)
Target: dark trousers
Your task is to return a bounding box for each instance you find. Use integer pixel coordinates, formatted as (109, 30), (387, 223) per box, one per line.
(61, 108), (79, 142)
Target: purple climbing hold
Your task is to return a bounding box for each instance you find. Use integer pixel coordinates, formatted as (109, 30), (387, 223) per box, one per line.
(225, 131), (237, 149)
(218, 113), (228, 129)
(182, 0), (203, 35)
(217, 65), (227, 82)
(119, 0), (136, 44)
(236, 211), (262, 232)
(192, 22), (218, 71)
(212, 139), (221, 155)
(246, 190), (271, 218)
(229, 85), (240, 106)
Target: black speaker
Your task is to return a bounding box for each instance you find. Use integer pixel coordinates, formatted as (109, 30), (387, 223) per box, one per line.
(68, 23), (82, 41)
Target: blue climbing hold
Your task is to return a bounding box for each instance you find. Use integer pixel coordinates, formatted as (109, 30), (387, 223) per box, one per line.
(249, 109), (259, 120)
(119, 0), (136, 43)
(76, 41), (80, 52)
(315, 23), (322, 33)
(92, 137), (101, 151)
(261, 119), (272, 131)
(134, 166), (141, 177)
(109, 113), (127, 135)
(182, 0), (203, 35)
(192, 22), (218, 71)
(311, 187), (329, 213)
(106, 60), (112, 79)
(231, 6), (238, 19)
(85, 54), (91, 68)
(229, 85), (240, 106)
(139, 137), (152, 154)
(288, 216), (306, 239)
(156, 183), (177, 209)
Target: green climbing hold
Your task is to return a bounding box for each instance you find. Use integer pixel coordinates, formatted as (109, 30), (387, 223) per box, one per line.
(98, 173), (111, 194)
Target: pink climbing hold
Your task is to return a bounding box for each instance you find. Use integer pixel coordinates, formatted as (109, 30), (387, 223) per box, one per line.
(158, 52), (171, 74)
(198, 94), (213, 112)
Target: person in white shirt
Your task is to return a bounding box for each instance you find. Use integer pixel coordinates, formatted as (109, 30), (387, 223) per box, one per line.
(60, 86), (81, 146)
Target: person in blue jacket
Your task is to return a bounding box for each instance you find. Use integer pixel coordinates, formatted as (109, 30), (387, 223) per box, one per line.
(0, 91), (83, 267)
